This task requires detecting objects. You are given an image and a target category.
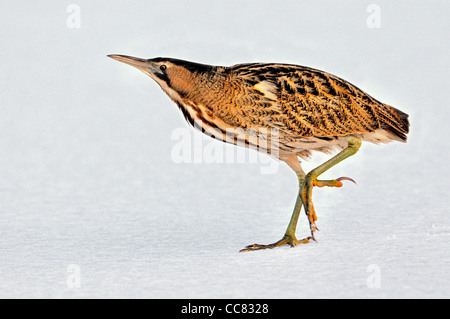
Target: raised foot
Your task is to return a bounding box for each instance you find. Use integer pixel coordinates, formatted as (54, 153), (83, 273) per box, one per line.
(240, 235), (312, 252)
(313, 176), (357, 188)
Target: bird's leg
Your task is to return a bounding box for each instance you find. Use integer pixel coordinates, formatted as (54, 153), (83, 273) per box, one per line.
(240, 171), (311, 252)
(301, 135), (362, 239)
(240, 136), (361, 252)
(282, 171), (310, 242)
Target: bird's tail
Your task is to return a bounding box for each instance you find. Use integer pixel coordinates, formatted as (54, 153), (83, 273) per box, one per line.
(376, 104), (410, 142)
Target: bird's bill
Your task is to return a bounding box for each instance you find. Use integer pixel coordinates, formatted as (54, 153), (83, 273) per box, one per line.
(108, 54), (163, 76)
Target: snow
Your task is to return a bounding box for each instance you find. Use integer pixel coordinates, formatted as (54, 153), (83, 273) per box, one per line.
(1, 0), (449, 298)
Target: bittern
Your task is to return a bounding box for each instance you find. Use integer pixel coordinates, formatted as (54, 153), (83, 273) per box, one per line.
(108, 54), (409, 252)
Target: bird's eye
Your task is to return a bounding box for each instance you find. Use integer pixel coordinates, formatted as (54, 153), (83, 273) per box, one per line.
(160, 65), (167, 71)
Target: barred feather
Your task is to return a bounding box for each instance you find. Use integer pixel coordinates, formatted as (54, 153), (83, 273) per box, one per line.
(113, 56), (410, 159)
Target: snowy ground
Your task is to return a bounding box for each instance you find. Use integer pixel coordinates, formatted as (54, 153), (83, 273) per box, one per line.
(1, 1), (449, 298)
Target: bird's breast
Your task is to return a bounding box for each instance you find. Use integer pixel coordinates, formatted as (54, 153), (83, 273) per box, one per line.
(177, 97), (280, 156)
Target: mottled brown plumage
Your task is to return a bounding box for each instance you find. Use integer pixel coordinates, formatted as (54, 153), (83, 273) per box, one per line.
(111, 57), (408, 159)
(109, 55), (410, 251)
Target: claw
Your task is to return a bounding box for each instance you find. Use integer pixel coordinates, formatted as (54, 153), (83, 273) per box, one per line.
(336, 176), (357, 185)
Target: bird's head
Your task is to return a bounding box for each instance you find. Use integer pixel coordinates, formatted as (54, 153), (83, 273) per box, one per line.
(108, 54), (219, 101)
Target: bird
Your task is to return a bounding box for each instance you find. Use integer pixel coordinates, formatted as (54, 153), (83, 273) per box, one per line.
(108, 54), (409, 252)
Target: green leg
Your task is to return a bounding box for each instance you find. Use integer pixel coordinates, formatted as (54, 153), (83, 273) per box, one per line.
(283, 172), (307, 241)
(240, 135), (361, 252)
(240, 172), (310, 252)
(301, 135), (361, 240)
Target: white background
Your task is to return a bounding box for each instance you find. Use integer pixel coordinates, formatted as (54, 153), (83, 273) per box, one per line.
(0, 1), (449, 298)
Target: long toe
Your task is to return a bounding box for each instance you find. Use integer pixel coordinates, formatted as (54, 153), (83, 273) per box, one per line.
(240, 236), (311, 252)
(314, 176), (357, 188)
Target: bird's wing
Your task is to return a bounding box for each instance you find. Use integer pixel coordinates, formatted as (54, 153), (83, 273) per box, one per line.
(231, 63), (382, 138)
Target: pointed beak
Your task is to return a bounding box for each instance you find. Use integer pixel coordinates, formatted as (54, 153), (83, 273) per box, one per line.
(108, 54), (162, 76)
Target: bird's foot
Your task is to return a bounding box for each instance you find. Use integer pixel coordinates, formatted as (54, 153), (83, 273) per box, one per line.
(313, 176), (356, 188)
(301, 177), (355, 240)
(239, 235), (312, 252)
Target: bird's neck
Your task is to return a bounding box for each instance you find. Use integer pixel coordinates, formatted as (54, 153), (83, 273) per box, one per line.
(165, 68), (228, 108)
